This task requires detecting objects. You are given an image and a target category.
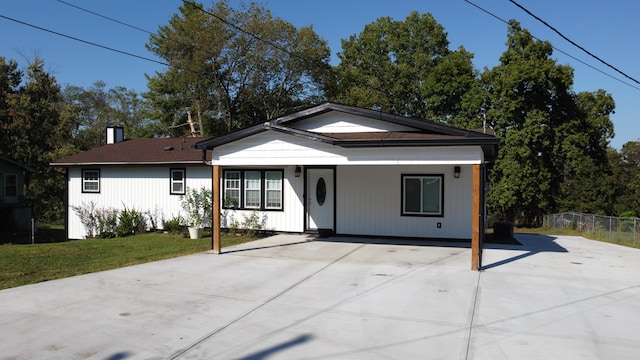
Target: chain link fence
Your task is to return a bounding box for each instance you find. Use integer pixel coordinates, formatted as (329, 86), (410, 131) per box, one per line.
(544, 212), (639, 247)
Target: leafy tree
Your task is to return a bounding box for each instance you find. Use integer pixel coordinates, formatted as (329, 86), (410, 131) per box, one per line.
(482, 21), (617, 225)
(331, 11), (478, 124)
(63, 81), (156, 150)
(482, 21), (576, 226)
(611, 141), (640, 216)
(0, 57), (76, 222)
(556, 90), (615, 214)
(145, 0), (330, 137)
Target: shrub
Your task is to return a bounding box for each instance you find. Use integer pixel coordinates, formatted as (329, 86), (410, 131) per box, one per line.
(146, 207), (164, 232)
(71, 201), (97, 238)
(181, 187), (212, 227)
(241, 210), (267, 238)
(117, 205), (146, 237)
(96, 208), (119, 239)
(163, 215), (186, 235)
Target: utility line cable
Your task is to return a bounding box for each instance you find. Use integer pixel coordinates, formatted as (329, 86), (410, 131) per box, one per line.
(463, 0), (640, 92)
(0, 14), (167, 67)
(56, 0), (154, 35)
(181, 0), (304, 63)
(508, 0), (640, 85)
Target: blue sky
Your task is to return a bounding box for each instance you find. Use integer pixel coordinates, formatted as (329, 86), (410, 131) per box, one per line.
(1, 0), (638, 149)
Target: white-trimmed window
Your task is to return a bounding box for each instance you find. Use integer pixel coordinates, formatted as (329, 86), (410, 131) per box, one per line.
(82, 169), (100, 193)
(402, 174), (443, 216)
(224, 171), (240, 208)
(170, 168), (186, 195)
(244, 171), (261, 208)
(223, 169), (283, 210)
(265, 171), (283, 209)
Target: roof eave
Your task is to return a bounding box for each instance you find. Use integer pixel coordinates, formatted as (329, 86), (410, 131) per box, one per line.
(50, 161), (206, 167)
(337, 138), (499, 148)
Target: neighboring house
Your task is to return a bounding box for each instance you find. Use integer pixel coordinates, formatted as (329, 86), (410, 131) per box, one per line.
(0, 155), (34, 232)
(195, 102), (499, 269)
(51, 127), (212, 239)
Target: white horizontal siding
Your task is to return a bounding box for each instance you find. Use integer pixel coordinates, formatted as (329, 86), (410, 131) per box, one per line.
(213, 131), (484, 166)
(293, 112), (415, 133)
(336, 165), (473, 239)
(67, 166), (211, 239)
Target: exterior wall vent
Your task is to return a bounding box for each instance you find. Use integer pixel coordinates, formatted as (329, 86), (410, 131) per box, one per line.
(106, 127), (124, 144)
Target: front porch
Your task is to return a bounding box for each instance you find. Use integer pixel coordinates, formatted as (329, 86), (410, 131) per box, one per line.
(208, 163), (485, 270)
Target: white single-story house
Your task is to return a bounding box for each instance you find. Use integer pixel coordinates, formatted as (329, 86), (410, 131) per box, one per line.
(51, 127), (212, 239)
(195, 102), (499, 269)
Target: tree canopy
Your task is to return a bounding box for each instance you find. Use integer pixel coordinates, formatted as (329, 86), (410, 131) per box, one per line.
(330, 11), (478, 124)
(144, 0), (331, 137)
(0, 57), (75, 221)
(482, 21), (615, 225)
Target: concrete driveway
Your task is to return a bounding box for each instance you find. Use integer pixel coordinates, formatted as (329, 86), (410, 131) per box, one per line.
(1, 233), (639, 359)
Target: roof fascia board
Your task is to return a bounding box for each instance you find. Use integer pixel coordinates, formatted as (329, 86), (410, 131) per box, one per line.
(50, 161), (206, 167)
(336, 138), (499, 148)
(276, 102), (488, 138)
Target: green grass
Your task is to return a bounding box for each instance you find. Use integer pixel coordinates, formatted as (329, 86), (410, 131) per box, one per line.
(516, 227), (640, 249)
(0, 232), (257, 290)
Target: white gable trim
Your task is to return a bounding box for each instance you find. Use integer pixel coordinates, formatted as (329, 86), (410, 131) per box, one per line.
(213, 131), (484, 166)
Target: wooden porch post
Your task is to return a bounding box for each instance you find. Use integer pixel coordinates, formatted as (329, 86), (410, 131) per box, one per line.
(212, 164), (221, 254)
(471, 164), (481, 270)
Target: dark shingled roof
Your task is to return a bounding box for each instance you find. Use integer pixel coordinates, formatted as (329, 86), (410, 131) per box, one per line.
(321, 132), (467, 141)
(51, 137), (210, 166)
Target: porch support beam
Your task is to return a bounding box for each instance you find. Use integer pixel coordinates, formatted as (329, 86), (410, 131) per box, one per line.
(212, 164), (221, 254)
(471, 164), (481, 270)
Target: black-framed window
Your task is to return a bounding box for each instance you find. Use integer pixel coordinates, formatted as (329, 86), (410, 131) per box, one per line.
(223, 169), (283, 210)
(265, 171), (283, 209)
(82, 169), (100, 193)
(224, 170), (241, 207)
(244, 170), (261, 208)
(170, 168), (186, 195)
(4, 174), (17, 197)
(402, 174), (443, 216)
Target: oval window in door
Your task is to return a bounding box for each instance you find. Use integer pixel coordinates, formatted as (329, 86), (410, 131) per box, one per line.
(316, 177), (327, 206)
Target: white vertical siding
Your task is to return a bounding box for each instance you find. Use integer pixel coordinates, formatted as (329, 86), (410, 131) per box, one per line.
(67, 166), (211, 239)
(336, 165), (473, 239)
(220, 165), (304, 233)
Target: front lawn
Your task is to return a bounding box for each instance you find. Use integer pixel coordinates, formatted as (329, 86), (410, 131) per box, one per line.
(0, 232), (256, 290)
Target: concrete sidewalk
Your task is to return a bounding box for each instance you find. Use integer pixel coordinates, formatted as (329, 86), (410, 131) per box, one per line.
(0, 233), (639, 359)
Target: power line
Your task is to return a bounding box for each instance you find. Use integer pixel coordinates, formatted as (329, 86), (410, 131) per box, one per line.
(181, 0), (322, 68)
(55, 0), (154, 35)
(0, 13), (169, 67)
(463, 0), (640, 92)
(507, 0), (640, 86)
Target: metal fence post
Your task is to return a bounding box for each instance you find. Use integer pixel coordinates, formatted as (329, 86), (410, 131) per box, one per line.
(609, 216), (612, 239)
(635, 218), (637, 246)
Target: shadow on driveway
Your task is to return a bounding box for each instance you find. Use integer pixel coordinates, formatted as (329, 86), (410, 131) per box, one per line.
(481, 234), (568, 270)
(222, 233), (568, 271)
